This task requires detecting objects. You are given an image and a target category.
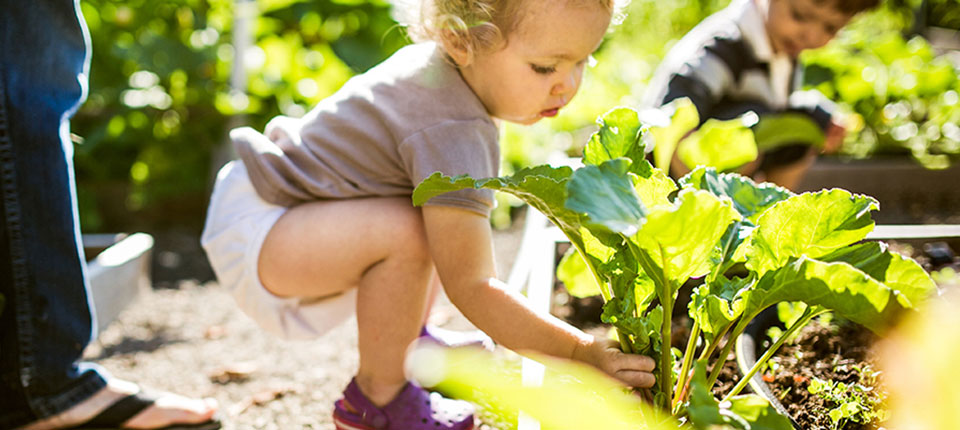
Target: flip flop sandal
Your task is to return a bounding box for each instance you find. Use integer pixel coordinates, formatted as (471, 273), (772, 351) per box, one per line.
(65, 391), (222, 430)
(332, 378), (475, 430)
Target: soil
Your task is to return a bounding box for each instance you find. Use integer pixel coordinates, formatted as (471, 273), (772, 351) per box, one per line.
(761, 321), (882, 430)
(751, 240), (959, 430)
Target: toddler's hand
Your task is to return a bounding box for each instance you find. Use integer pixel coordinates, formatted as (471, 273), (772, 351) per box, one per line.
(574, 337), (656, 388)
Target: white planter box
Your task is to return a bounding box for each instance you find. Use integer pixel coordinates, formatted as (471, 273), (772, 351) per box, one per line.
(84, 233), (154, 334)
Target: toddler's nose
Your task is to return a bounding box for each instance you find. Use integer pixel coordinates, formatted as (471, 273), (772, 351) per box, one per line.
(551, 71), (579, 96)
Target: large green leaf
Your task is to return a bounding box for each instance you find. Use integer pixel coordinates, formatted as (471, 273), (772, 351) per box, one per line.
(557, 247), (601, 298)
(690, 275), (752, 344)
(583, 107), (651, 167)
(680, 168), (794, 276)
(753, 112), (825, 151)
(413, 165), (587, 248)
(632, 189), (742, 286)
(677, 117), (758, 172)
(737, 189), (879, 275)
(746, 256), (908, 334)
(646, 97), (700, 172)
(726, 394), (795, 430)
(565, 159), (647, 236)
(819, 242), (937, 308)
(686, 362), (793, 429)
(679, 167), (794, 223)
(686, 362), (728, 427)
(631, 159), (678, 210)
(602, 296), (663, 356)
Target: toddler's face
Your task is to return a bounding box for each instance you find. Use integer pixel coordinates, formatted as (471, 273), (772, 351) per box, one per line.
(457, 1), (612, 125)
(765, 0), (853, 58)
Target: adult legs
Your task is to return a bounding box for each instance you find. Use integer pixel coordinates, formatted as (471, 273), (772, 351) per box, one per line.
(0, 1), (110, 425)
(0, 1), (215, 428)
(258, 197), (435, 407)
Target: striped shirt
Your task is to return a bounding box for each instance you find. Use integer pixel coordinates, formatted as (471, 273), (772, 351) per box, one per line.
(642, 0), (835, 129)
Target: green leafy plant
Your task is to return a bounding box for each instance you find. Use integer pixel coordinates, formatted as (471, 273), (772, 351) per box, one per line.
(413, 106), (936, 428)
(805, 366), (888, 430)
(801, 11), (960, 168)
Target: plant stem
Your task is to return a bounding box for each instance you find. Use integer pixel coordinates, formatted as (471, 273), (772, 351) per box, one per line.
(672, 321), (701, 412)
(659, 280), (675, 409)
(722, 306), (825, 402)
(698, 320), (734, 362)
(706, 317), (749, 388)
(568, 240), (636, 353)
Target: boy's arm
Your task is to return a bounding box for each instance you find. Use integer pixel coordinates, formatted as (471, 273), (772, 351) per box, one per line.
(421, 205), (656, 388)
(653, 34), (746, 119)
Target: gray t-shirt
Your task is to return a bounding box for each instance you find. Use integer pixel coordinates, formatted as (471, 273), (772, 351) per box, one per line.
(231, 42), (500, 216)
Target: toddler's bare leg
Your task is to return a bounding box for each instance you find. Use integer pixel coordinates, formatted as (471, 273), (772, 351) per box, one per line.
(258, 197), (433, 407)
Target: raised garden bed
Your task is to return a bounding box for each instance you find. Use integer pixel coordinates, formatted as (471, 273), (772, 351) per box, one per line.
(735, 233), (958, 430)
(798, 157), (960, 225)
(505, 190), (958, 429)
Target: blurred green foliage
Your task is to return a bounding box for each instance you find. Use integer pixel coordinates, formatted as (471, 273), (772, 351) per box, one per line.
(73, 0), (405, 232)
(801, 9), (960, 168)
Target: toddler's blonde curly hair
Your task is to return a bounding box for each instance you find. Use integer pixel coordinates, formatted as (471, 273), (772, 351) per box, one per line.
(392, 0), (626, 63)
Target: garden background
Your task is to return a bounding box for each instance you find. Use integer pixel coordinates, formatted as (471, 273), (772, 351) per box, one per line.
(61, 1), (960, 429)
(74, 0), (960, 245)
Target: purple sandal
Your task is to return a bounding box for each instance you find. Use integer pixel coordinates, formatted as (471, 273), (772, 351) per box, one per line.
(332, 378), (475, 430)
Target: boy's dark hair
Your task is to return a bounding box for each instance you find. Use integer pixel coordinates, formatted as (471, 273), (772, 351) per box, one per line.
(814, 0), (880, 15)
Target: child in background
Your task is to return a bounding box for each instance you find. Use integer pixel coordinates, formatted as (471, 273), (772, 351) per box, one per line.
(643, 0), (878, 190)
(201, 0), (656, 429)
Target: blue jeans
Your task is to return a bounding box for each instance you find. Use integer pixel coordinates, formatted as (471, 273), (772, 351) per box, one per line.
(0, 0), (110, 427)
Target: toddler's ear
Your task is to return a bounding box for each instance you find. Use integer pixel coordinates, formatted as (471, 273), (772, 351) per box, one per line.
(440, 29), (473, 67)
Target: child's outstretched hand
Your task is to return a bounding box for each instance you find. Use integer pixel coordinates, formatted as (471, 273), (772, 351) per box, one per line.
(574, 337), (656, 388)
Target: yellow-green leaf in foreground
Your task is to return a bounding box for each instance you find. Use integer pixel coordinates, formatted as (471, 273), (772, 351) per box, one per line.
(880, 293), (960, 430)
(407, 345), (679, 430)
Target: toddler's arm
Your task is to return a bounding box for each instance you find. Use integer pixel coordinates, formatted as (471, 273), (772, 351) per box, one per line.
(422, 205), (656, 388)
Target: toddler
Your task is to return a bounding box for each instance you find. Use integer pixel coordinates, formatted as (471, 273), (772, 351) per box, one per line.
(643, 0), (878, 190)
(201, 0), (655, 429)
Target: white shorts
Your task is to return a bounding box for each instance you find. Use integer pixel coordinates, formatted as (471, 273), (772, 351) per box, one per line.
(201, 160), (357, 340)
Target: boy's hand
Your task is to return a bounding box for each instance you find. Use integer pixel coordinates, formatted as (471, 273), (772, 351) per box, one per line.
(574, 337), (656, 388)
(823, 121), (846, 154)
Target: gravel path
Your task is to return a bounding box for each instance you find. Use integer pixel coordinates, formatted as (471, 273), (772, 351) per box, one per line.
(84, 217), (526, 430)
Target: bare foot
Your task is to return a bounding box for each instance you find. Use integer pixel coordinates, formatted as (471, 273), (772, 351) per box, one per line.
(18, 379), (218, 430)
